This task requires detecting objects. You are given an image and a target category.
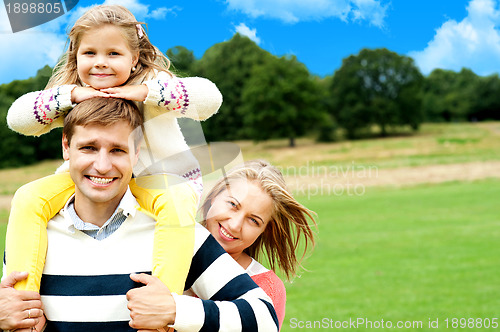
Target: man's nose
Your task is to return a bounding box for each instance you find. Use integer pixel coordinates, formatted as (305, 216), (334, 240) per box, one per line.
(94, 151), (112, 174)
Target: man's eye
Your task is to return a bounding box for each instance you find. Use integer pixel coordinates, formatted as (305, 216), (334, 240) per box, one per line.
(112, 148), (126, 153)
(80, 146), (95, 151)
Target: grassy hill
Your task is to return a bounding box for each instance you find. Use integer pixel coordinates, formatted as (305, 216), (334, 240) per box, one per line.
(0, 121), (499, 331)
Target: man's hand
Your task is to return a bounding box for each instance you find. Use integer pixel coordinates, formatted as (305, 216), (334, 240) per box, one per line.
(0, 272), (44, 331)
(127, 273), (176, 331)
(100, 85), (148, 102)
(71, 86), (109, 103)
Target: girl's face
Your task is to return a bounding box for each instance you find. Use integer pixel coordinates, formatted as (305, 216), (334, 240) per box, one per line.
(205, 179), (273, 260)
(76, 24), (138, 89)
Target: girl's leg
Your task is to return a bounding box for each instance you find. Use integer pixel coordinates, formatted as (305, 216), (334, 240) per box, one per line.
(6, 172), (75, 291)
(130, 174), (196, 295)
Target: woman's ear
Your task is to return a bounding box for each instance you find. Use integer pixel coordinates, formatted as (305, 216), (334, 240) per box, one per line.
(62, 135), (70, 161)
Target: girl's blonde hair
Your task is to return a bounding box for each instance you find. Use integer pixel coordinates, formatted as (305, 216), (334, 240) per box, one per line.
(46, 5), (172, 89)
(201, 160), (317, 280)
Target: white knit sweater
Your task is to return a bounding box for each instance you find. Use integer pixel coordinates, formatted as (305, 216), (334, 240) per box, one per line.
(6, 72), (222, 193)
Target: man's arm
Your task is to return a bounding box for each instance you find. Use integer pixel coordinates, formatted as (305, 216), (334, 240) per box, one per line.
(127, 225), (279, 332)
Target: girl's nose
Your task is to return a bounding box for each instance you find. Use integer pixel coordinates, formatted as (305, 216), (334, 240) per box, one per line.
(94, 55), (108, 68)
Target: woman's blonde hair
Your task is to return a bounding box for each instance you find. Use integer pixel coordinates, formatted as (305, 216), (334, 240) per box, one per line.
(201, 160), (317, 280)
(46, 5), (172, 88)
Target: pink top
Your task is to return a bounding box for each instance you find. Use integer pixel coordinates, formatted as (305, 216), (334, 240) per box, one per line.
(247, 259), (286, 330)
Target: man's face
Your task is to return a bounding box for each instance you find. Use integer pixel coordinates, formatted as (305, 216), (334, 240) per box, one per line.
(62, 120), (138, 211)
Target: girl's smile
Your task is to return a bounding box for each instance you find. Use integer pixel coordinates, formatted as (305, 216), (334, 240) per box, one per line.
(76, 24), (138, 90)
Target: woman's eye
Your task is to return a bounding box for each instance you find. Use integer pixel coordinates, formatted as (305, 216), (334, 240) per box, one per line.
(227, 201), (237, 208)
(250, 217), (259, 225)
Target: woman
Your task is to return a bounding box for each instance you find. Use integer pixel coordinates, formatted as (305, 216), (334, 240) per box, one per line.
(200, 160), (317, 330)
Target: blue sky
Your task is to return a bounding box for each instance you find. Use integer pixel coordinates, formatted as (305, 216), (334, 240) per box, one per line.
(1, 0), (500, 85)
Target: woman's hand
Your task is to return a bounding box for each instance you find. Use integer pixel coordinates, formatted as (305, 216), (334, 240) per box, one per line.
(100, 85), (148, 102)
(71, 86), (109, 103)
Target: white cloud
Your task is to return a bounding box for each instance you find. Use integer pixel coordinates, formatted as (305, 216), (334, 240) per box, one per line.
(234, 23), (261, 44)
(224, 0), (388, 27)
(409, 0), (500, 75)
(0, 0), (175, 85)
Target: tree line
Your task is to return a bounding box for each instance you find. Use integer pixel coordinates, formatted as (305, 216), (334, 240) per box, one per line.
(1, 33), (500, 168)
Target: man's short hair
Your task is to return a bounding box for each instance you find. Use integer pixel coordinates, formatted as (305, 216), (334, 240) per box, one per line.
(63, 97), (144, 146)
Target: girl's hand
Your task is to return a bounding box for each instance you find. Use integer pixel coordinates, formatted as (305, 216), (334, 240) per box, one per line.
(100, 85), (148, 102)
(71, 86), (109, 103)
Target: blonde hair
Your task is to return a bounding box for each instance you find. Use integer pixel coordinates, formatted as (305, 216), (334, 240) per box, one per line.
(47, 5), (172, 88)
(201, 160), (317, 280)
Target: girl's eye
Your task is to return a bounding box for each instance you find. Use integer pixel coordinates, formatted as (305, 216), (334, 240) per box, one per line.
(109, 52), (120, 56)
(83, 51), (94, 55)
(227, 201), (237, 208)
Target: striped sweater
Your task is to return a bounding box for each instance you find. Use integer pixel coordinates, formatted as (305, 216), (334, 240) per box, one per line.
(39, 194), (278, 331)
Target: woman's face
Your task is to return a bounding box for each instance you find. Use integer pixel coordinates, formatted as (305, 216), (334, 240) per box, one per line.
(205, 179), (273, 259)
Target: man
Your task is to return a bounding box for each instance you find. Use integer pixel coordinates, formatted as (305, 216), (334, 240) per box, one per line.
(1, 97), (278, 331)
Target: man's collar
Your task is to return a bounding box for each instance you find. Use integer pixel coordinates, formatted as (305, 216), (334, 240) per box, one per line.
(62, 187), (138, 231)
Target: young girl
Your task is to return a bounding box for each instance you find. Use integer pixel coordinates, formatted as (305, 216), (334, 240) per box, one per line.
(5, 5), (222, 296)
(199, 159), (317, 330)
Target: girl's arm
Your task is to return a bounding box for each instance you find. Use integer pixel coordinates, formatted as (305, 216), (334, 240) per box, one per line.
(7, 85), (77, 136)
(142, 71), (223, 121)
(7, 85), (108, 137)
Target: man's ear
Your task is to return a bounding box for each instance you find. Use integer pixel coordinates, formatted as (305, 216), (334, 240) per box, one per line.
(62, 134), (70, 161)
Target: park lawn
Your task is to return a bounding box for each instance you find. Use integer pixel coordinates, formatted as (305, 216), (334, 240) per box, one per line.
(239, 122), (500, 172)
(2, 179), (497, 331)
(282, 178), (500, 331)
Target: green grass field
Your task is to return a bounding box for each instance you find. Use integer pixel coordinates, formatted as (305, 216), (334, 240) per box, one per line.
(0, 179), (498, 331)
(283, 179), (500, 331)
(0, 122), (499, 331)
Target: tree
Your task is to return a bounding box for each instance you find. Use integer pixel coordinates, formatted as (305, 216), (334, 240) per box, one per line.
(0, 65), (62, 168)
(472, 73), (500, 120)
(422, 68), (479, 122)
(192, 34), (271, 141)
(166, 46), (196, 76)
(330, 48), (424, 138)
(240, 55), (322, 147)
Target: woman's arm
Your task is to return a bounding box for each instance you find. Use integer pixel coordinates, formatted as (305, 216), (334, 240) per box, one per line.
(171, 226), (279, 331)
